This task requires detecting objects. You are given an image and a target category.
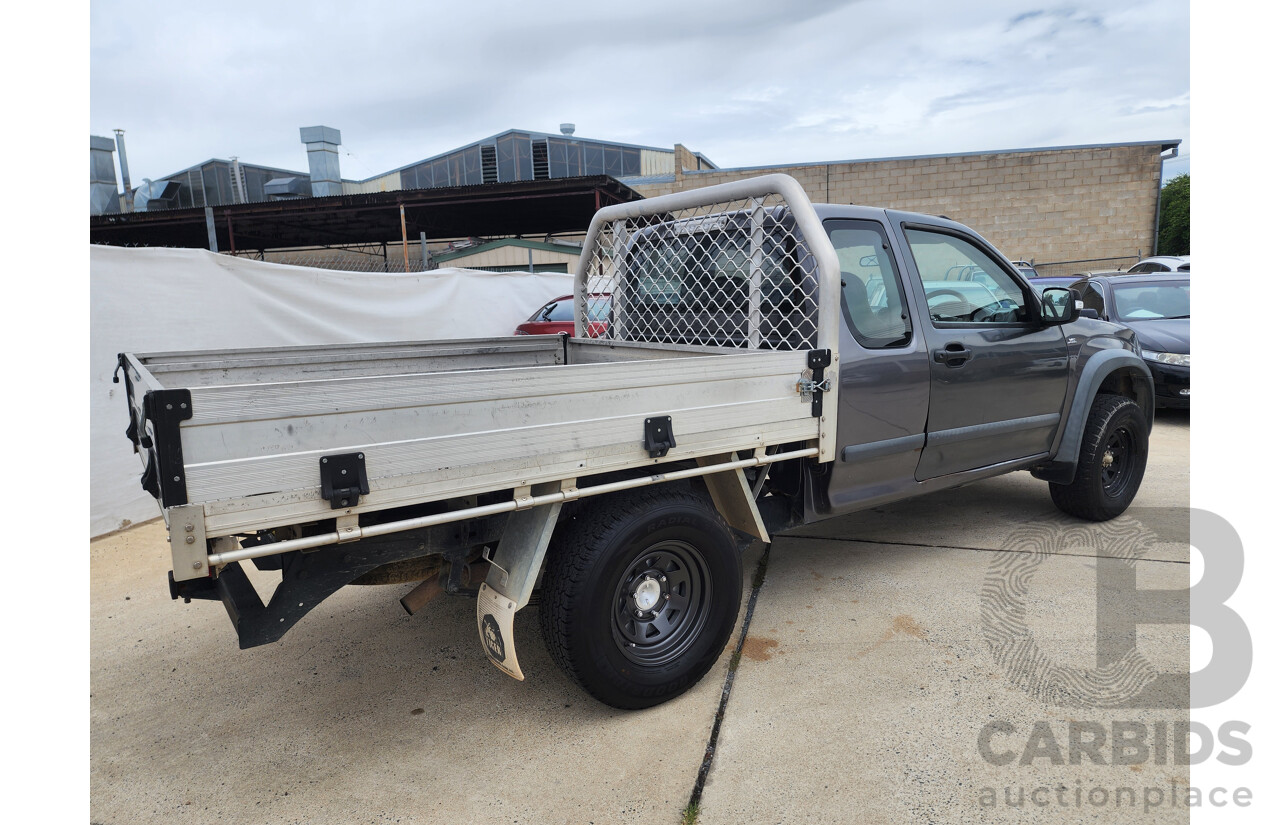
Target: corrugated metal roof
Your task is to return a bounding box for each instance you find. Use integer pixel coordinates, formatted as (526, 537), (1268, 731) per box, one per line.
(156, 157), (309, 180)
(359, 128), (681, 184)
(89, 175), (641, 251)
(617, 173), (677, 186)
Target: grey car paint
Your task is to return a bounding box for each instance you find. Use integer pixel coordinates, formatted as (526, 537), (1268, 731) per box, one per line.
(818, 210), (931, 514)
(802, 204), (1152, 521)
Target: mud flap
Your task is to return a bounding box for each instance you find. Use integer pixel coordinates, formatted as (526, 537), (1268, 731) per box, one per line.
(477, 582), (524, 680)
(474, 482), (572, 681)
(695, 454), (770, 543)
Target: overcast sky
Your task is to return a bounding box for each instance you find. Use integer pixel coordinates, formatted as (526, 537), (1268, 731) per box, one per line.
(89, 0), (1189, 186)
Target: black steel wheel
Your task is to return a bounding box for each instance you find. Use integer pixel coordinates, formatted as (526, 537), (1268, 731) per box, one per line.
(539, 485), (743, 709)
(1099, 425), (1137, 497)
(1050, 393), (1149, 521)
(611, 540), (710, 667)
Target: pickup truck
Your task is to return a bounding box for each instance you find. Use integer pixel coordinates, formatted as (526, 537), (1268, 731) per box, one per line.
(116, 174), (1154, 709)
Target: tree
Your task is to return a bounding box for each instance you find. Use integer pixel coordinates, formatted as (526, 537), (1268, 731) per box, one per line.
(1157, 174), (1189, 256)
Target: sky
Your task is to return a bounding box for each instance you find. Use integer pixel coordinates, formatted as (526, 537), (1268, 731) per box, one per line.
(89, 0), (1190, 186)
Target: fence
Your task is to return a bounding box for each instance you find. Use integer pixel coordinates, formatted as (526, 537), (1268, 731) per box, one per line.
(95, 242), (576, 274)
(225, 244), (435, 273)
(1030, 256), (1140, 279)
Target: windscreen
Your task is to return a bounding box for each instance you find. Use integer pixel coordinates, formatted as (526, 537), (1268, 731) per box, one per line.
(1111, 281), (1190, 320)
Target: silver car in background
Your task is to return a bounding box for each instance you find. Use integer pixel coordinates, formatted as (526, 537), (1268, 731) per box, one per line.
(1127, 255), (1190, 273)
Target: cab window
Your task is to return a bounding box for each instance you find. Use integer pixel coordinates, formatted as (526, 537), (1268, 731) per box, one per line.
(903, 228), (1030, 324)
(825, 220), (911, 348)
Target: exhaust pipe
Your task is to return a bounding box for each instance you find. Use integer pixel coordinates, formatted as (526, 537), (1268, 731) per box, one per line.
(400, 560), (491, 615)
(114, 129), (134, 212)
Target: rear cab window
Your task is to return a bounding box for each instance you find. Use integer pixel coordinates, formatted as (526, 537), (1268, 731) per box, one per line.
(825, 219), (912, 348)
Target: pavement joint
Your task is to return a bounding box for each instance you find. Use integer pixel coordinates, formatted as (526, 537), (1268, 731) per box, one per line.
(779, 534), (1190, 564)
(686, 542), (773, 816)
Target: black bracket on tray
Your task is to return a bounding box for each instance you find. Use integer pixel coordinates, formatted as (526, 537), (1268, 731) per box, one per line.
(141, 388), (193, 507)
(643, 416), (676, 459)
(806, 349), (832, 417)
(320, 452), (370, 509)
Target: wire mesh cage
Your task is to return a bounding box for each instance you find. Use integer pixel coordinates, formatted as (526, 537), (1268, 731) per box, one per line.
(579, 192), (823, 351)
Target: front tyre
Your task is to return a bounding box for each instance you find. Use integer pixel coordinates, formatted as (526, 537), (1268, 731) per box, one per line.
(538, 486), (743, 709)
(1049, 393), (1149, 521)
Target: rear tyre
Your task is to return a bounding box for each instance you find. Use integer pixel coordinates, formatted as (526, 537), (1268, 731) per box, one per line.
(538, 486), (743, 709)
(1049, 393), (1148, 521)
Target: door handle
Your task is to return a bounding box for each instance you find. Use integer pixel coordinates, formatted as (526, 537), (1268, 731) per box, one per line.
(932, 343), (973, 367)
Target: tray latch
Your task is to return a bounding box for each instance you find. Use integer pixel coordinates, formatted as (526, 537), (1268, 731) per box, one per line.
(643, 416), (676, 458)
(320, 452), (370, 509)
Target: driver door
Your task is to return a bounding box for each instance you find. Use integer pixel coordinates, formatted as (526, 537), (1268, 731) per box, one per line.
(890, 219), (1070, 480)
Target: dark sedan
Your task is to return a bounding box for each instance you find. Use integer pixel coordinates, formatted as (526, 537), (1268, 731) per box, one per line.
(1069, 273), (1190, 408)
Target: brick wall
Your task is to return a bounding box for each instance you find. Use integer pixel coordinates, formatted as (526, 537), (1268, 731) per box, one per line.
(633, 144), (1166, 265)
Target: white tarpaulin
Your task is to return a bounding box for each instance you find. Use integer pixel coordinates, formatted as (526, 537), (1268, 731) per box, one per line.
(91, 245), (573, 538)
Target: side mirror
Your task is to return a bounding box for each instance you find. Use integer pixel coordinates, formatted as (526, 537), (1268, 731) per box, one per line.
(1040, 287), (1080, 325)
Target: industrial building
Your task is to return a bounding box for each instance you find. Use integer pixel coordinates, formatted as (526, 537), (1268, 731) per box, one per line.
(89, 125), (714, 212)
(89, 124), (1180, 273)
(431, 238), (582, 274)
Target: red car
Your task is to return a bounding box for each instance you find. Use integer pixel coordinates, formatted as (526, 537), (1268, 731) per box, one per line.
(514, 294), (610, 337)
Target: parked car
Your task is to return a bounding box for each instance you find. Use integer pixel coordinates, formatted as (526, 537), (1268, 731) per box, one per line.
(1027, 276), (1082, 315)
(1011, 260), (1040, 279)
(1028, 276), (1080, 292)
(938, 263), (1010, 292)
(865, 279), (1009, 322)
(918, 280), (1010, 322)
(1069, 273), (1189, 407)
(515, 294), (610, 337)
(1127, 255), (1190, 273)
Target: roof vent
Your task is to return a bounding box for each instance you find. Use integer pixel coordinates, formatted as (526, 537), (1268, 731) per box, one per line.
(264, 177), (311, 199)
(559, 123), (575, 136)
(132, 178), (182, 211)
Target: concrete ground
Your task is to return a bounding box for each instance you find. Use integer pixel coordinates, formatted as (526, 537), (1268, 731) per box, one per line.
(90, 410), (1189, 824)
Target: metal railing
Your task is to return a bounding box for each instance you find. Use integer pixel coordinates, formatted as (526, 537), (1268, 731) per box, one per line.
(575, 174), (841, 353)
(1030, 256), (1140, 279)
(93, 242), (437, 273)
